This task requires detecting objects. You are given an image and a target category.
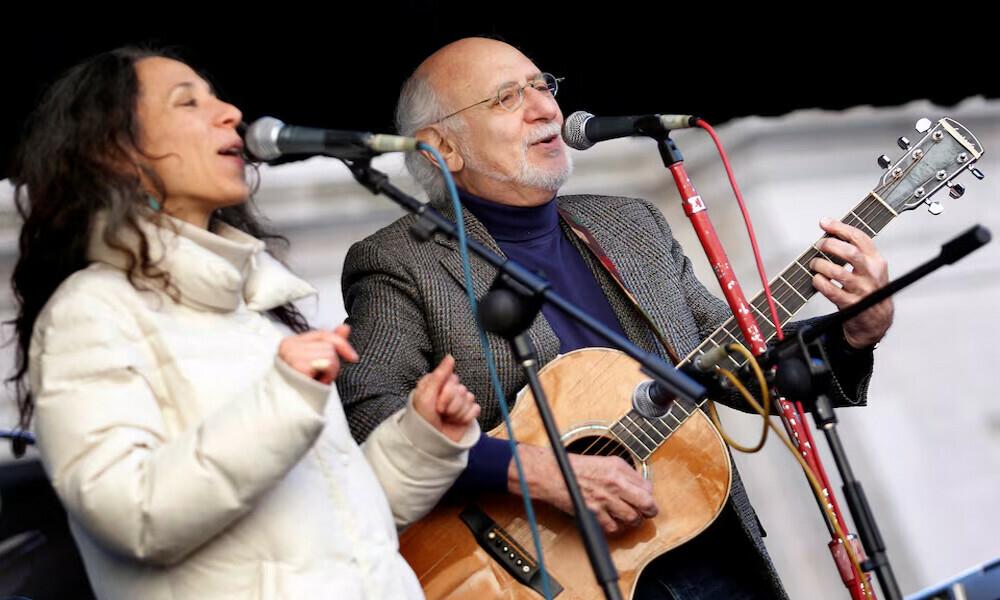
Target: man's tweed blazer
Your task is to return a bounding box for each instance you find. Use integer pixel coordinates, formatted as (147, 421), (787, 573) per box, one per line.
(339, 194), (874, 597)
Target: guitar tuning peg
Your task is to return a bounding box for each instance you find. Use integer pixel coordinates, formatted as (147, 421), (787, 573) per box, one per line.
(948, 182), (966, 199)
(897, 136), (911, 150)
(970, 167), (986, 180)
(915, 118), (932, 133)
(877, 154), (893, 169)
(927, 201), (944, 215)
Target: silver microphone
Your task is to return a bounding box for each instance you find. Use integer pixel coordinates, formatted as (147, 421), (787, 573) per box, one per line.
(245, 116), (418, 161)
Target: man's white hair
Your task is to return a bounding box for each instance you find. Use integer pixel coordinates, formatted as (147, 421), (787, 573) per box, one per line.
(395, 71), (464, 201)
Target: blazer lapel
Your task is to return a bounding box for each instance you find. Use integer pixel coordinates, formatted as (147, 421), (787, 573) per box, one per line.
(431, 200), (563, 371)
(557, 199), (683, 363)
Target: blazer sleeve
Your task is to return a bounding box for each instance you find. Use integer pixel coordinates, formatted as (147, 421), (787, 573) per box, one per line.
(337, 235), (436, 442)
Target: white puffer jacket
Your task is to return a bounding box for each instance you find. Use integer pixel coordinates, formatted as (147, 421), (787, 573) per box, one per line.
(28, 215), (478, 599)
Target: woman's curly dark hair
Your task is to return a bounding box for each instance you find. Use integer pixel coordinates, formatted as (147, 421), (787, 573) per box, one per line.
(7, 46), (309, 430)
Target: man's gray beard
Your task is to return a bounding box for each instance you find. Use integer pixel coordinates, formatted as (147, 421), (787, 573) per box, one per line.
(458, 125), (574, 193)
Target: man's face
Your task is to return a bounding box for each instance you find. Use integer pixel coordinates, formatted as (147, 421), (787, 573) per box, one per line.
(431, 41), (572, 203)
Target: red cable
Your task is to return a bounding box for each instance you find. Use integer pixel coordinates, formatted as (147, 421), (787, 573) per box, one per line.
(695, 120), (785, 341)
(692, 119), (871, 598)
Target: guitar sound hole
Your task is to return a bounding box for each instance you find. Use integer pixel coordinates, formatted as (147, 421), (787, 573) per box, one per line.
(565, 435), (636, 469)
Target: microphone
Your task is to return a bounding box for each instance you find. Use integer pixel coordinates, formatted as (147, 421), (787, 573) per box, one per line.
(631, 345), (733, 419)
(562, 111), (699, 150)
(244, 116), (419, 161)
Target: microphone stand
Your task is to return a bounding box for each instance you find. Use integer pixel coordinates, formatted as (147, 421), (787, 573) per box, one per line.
(342, 156), (706, 600)
(757, 224), (991, 600)
(652, 123), (876, 600)
(478, 273), (624, 600)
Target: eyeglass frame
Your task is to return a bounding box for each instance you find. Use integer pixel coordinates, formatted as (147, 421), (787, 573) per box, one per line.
(435, 72), (564, 123)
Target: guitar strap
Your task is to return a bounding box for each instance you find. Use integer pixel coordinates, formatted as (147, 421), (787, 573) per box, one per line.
(558, 207), (683, 366)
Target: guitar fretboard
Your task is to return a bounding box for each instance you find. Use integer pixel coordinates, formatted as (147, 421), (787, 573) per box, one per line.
(609, 192), (898, 461)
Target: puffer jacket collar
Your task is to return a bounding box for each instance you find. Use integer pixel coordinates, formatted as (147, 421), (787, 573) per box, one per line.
(86, 212), (315, 312)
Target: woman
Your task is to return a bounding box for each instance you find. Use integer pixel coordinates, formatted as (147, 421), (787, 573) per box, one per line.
(8, 47), (480, 599)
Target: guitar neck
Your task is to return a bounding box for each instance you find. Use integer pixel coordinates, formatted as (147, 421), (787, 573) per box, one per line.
(607, 192), (902, 462)
(684, 192), (899, 371)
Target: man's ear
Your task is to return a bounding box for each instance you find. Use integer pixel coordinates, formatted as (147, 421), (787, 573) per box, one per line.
(415, 126), (464, 174)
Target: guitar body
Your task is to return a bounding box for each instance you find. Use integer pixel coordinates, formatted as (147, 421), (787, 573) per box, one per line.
(400, 348), (732, 599)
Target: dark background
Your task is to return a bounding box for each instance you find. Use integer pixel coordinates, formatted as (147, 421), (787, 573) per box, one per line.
(2, 4), (995, 178)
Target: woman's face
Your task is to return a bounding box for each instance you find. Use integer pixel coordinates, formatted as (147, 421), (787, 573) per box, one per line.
(134, 57), (247, 227)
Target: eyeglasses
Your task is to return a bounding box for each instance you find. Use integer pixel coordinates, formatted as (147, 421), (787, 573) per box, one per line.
(437, 73), (564, 122)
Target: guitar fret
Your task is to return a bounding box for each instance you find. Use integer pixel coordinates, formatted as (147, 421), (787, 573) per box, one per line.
(771, 276), (800, 305)
(867, 199), (896, 231)
(770, 295), (792, 317)
(673, 399), (692, 417)
(620, 423), (652, 456)
(749, 300), (777, 328)
(757, 295), (792, 322)
(789, 262), (816, 286)
(710, 331), (732, 349)
(610, 423), (648, 457)
(720, 328), (749, 365)
(722, 329), (742, 344)
(775, 286), (805, 312)
(757, 325), (777, 343)
(749, 306), (777, 340)
(610, 420), (637, 443)
(619, 416), (655, 454)
(870, 211), (893, 232)
(849, 210), (877, 236)
(796, 246), (821, 265)
(813, 248), (837, 264)
(784, 262), (813, 283)
(648, 416), (674, 436)
(643, 423), (665, 446)
(779, 276), (809, 302)
(624, 413), (662, 448)
(869, 192), (899, 218)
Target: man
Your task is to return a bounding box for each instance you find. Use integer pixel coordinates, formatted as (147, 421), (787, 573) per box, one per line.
(338, 37), (892, 599)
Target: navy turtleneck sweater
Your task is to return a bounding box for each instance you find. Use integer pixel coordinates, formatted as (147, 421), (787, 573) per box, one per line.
(455, 189), (628, 491)
(459, 189), (628, 353)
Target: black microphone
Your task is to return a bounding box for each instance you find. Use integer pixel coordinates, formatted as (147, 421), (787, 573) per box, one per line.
(562, 111), (699, 150)
(244, 117), (418, 162)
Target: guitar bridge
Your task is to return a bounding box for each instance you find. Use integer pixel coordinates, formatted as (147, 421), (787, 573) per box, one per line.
(459, 505), (563, 597)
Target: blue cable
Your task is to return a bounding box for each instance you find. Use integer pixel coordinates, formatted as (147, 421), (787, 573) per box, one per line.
(417, 142), (553, 599)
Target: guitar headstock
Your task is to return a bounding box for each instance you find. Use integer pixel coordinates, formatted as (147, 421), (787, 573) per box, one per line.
(876, 118), (985, 215)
